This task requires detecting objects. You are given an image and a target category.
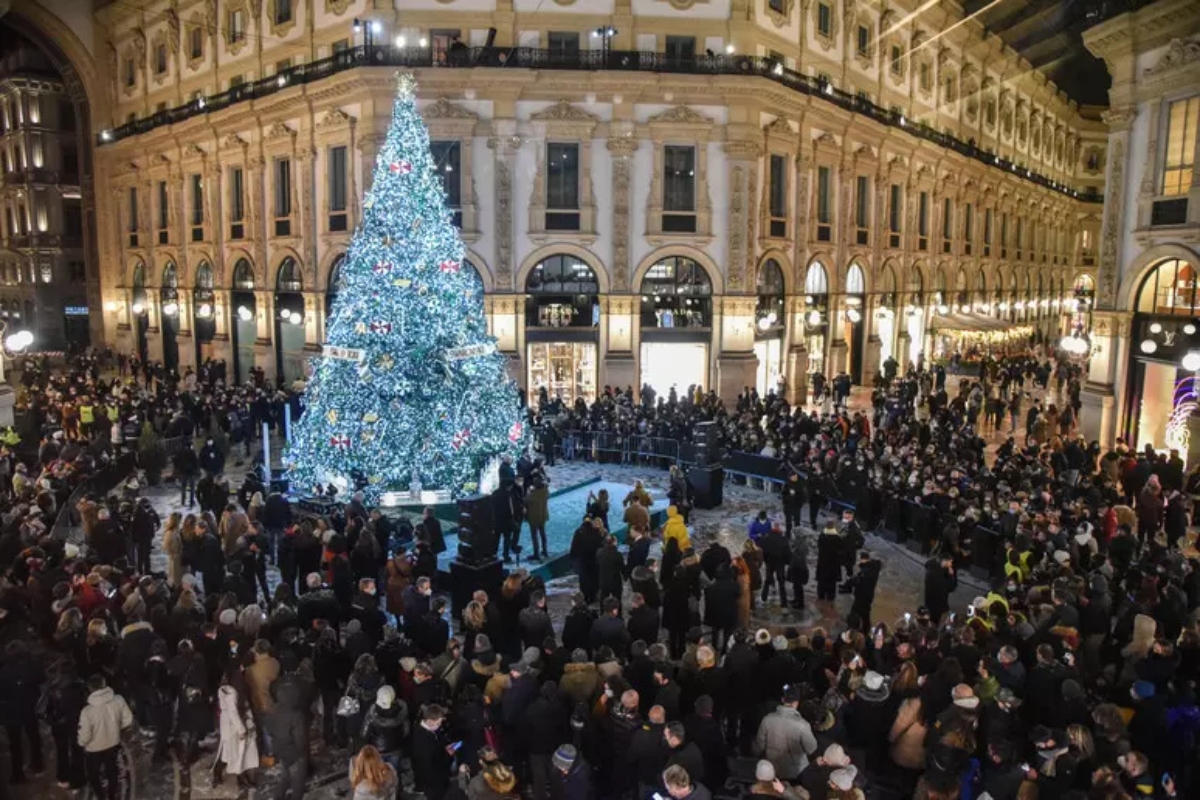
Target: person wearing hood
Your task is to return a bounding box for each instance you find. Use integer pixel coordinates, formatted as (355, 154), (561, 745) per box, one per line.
(842, 670), (893, 772)
(77, 674), (133, 800)
(560, 649), (601, 708)
(923, 555), (957, 625)
(214, 673), (259, 786)
(662, 505), (691, 552)
(360, 685), (409, 775)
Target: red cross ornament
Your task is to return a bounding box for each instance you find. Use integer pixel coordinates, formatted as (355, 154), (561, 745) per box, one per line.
(389, 160), (413, 174)
(372, 261), (393, 275)
(508, 422), (523, 443)
(369, 321), (392, 334)
(329, 435), (351, 449)
(439, 259), (461, 274)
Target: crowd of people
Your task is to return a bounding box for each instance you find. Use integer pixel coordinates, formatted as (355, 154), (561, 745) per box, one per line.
(0, 347), (1195, 800)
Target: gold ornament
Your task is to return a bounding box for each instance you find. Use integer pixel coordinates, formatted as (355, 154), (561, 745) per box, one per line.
(361, 430), (376, 443)
(368, 473), (382, 484)
(393, 278), (412, 289)
(378, 355), (395, 370)
(354, 322), (368, 334)
(326, 409), (339, 424)
(363, 411), (379, 423)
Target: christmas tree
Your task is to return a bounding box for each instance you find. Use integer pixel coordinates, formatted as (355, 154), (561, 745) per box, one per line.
(285, 73), (525, 503)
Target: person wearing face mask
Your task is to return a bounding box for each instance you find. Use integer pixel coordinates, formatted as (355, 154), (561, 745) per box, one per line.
(411, 704), (454, 800)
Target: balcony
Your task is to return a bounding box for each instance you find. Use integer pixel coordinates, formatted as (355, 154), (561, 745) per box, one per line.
(8, 233), (82, 250)
(0, 167), (81, 186)
(97, 45), (1098, 204)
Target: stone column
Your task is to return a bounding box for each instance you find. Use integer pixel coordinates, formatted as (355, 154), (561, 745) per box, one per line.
(717, 296), (758, 406)
(487, 122), (522, 292)
(724, 139), (762, 293)
(604, 295), (637, 391)
(608, 133), (636, 292)
(1079, 310), (1131, 447)
(785, 296), (809, 406)
(1079, 107), (1135, 448)
(255, 289), (276, 381)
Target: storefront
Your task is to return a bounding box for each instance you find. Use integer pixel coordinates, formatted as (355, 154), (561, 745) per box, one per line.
(875, 264), (898, 372)
(230, 259), (257, 384)
(193, 262), (216, 365)
(131, 262), (149, 364)
(160, 262), (180, 375)
(904, 268), (925, 365)
(275, 257), (307, 386)
(804, 261), (829, 379)
(525, 254), (600, 407)
(639, 256), (714, 399)
(1069, 273), (1095, 335)
(755, 258), (786, 396)
(843, 263), (866, 384)
(1123, 258), (1200, 451)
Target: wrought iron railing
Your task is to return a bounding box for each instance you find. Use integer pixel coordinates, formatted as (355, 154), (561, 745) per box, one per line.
(98, 46), (1100, 203)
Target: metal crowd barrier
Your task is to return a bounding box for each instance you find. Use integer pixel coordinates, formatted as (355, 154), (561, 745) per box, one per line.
(545, 430), (681, 467)
(51, 451), (139, 544)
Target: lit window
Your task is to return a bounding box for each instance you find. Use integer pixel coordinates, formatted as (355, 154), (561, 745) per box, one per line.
(1162, 97), (1199, 197)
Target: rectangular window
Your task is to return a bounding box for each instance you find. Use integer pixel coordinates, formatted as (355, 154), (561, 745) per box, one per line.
(891, 45), (902, 75)
(190, 26), (204, 59)
(1000, 212), (1008, 249)
(190, 174), (203, 226)
(769, 0), (787, 13)
(817, 166), (831, 224)
(1015, 217), (1023, 253)
(229, 167), (244, 222)
(155, 102), (167, 114)
(332, 39), (350, 55)
(276, 58), (292, 74)
(663, 145), (696, 212)
(275, 0), (293, 25)
(157, 181), (169, 229)
(274, 158), (291, 218)
(919, 62), (931, 91)
(128, 187), (138, 232)
(963, 203), (973, 254)
(918, 190), (929, 246)
(548, 32), (580, 59)
(124, 58), (136, 87)
(942, 198), (953, 252)
(817, 3), (832, 37)
(228, 9), (245, 44)
(155, 44), (167, 74)
(546, 143), (580, 210)
(855, 175), (869, 245)
(229, 74), (244, 90)
(430, 141), (461, 210)
(665, 36), (695, 62)
(1161, 96), (1199, 196)
(768, 153), (787, 237)
(984, 208), (993, 246)
(329, 146), (348, 212)
(857, 26), (870, 57)
(889, 184), (902, 234)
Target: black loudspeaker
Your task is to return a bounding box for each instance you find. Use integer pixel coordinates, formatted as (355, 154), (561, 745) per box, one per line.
(449, 558), (504, 621)
(456, 493), (497, 565)
(692, 421), (724, 467)
(687, 466), (724, 509)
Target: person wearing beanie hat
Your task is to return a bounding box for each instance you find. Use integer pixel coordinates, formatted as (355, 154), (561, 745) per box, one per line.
(828, 766), (861, 799)
(549, 743), (592, 800)
(755, 628), (772, 647)
(360, 685), (409, 775)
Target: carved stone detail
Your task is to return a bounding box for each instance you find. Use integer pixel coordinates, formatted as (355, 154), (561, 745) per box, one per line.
(316, 108), (355, 129)
(1097, 135), (1126, 309)
(422, 98), (478, 120)
(531, 99), (600, 123)
(1144, 38), (1200, 76)
(609, 139), (634, 291)
(647, 105), (713, 126)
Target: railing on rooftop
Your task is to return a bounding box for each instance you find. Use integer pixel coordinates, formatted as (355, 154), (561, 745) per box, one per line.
(98, 45), (1100, 203)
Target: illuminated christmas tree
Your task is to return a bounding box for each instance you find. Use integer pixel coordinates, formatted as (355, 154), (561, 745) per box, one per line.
(285, 73), (525, 502)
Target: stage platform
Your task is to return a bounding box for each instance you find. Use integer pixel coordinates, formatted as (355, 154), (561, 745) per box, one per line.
(430, 476), (667, 582)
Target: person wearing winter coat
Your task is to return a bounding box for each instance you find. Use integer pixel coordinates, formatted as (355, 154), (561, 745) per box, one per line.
(214, 679), (259, 784)
(77, 674), (134, 800)
(519, 591), (556, 650)
(264, 696), (309, 800)
(753, 686), (817, 782)
(524, 681), (568, 800)
(923, 556), (957, 625)
(703, 563), (741, 651)
(760, 526), (790, 607)
(560, 649), (602, 707)
(385, 551), (413, 618)
(570, 519), (604, 604)
(1, 640), (47, 783)
(596, 536), (625, 604)
(662, 505), (691, 551)
(561, 593), (597, 654)
(349, 745), (400, 800)
(624, 499), (651, 540)
(411, 704), (453, 800)
(245, 640), (280, 715)
(748, 511), (773, 543)
(359, 686), (409, 774)
(161, 511), (184, 588)
(815, 523), (843, 601)
(627, 592), (660, 646)
(849, 552), (882, 630)
(787, 536), (809, 610)
(731, 557), (753, 630)
(526, 478), (551, 560)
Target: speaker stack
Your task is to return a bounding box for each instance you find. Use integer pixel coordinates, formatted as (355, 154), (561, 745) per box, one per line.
(449, 492), (504, 618)
(687, 421), (725, 509)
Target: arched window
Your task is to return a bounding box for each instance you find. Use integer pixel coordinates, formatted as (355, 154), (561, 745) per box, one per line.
(462, 257), (485, 297)
(756, 259), (785, 328)
(195, 262), (214, 290)
(804, 261), (829, 295)
(905, 266), (924, 307)
(955, 268), (968, 309)
(640, 256), (713, 329)
(132, 262), (146, 290)
(131, 261), (148, 316)
(526, 254), (600, 328)
(845, 263), (866, 295)
(233, 259), (255, 290)
(162, 262), (178, 289)
(161, 262), (179, 318)
(328, 255), (345, 295)
(276, 257), (303, 292)
(1135, 259), (1200, 316)
(879, 263), (897, 307)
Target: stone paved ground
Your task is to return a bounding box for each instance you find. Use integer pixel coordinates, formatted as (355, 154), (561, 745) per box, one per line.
(13, 375), (1036, 799)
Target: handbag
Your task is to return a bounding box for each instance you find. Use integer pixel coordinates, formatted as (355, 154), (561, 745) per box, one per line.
(336, 695), (360, 717)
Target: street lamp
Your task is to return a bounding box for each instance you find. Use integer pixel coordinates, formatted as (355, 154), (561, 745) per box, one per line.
(0, 319), (33, 424)
(592, 26), (617, 63)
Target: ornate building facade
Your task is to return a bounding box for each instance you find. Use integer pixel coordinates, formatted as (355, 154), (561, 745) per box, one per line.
(85, 0), (1106, 404)
(1082, 0), (1200, 454)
